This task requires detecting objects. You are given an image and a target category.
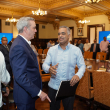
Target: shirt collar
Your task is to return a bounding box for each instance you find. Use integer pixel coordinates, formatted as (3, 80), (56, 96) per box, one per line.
(19, 34), (31, 45)
(2, 44), (8, 47)
(58, 42), (70, 50)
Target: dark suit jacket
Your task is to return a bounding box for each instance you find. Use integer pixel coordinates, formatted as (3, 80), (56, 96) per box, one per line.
(73, 43), (79, 47)
(90, 43), (100, 59)
(90, 43), (100, 52)
(0, 44), (12, 75)
(9, 35), (42, 104)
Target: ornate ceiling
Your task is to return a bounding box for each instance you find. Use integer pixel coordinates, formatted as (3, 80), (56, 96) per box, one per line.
(0, 0), (110, 24)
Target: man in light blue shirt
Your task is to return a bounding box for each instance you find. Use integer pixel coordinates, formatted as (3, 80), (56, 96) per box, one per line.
(42, 26), (86, 110)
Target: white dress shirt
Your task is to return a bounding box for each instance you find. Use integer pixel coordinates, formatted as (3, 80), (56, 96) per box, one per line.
(0, 51), (10, 107)
(83, 43), (91, 51)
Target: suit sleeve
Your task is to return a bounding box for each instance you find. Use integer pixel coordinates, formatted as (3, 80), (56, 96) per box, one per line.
(9, 45), (40, 98)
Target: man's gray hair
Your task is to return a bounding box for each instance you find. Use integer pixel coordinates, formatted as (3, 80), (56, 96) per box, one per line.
(16, 17), (35, 33)
(59, 26), (70, 35)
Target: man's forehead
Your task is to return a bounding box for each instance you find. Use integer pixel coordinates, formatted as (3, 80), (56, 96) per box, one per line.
(58, 28), (67, 32)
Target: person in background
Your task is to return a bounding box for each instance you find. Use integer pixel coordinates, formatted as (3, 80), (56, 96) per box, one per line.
(47, 40), (52, 48)
(73, 39), (78, 46)
(0, 37), (12, 83)
(100, 37), (109, 53)
(9, 17), (51, 110)
(90, 39), (100, 59)
(42, 26), (85, 110)
(83, 39), (91, 52)
(0, 51), (10, 110)
(100, 37), (109, 60)
(78, 40), (84, 53)
(37, 44), (42, 49)
(51, 41), (55, 46)
(55, 39), (59, 45)
(8, 38), (15, 46)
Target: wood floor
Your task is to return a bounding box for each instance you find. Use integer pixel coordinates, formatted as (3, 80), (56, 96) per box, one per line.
(3, 82), (107, 110)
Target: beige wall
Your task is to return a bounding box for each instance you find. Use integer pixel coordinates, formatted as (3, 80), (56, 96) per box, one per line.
(1, 20), (18, 38)
(83, 14), (110, 38)
(39, 23), (58, 39)
(1, 15), (110, 39)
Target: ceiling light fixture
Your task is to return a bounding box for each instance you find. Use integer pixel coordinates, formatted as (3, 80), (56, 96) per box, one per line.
(85, 0), (102, 3)
(78, 6), (90, 24)
(32, 0), (47, 16)
(6, 13), (18, 22)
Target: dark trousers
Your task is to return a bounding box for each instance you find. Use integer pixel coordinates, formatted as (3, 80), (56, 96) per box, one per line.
(16, 103), (35, 110)
(93, 52), (97, 59)
(48, 87), (75, 110)
(0, 106), (2, 110)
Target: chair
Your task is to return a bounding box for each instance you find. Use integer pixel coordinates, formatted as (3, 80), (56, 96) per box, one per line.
(39, 62), (50, 83)
(96, 52), (106, 60)
(38, 49), (43, 55)
(43, 49), (48, 55)
(75, 69), (94, 110)
(92, 71), (110, 110)
(84, 51), (93, 59)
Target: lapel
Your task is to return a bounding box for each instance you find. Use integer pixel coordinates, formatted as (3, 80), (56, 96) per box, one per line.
(1, 44), (9, 52)
(17, 35), (38, 65)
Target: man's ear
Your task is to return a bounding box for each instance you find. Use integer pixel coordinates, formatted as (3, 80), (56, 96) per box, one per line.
(23, 26), (28, 32)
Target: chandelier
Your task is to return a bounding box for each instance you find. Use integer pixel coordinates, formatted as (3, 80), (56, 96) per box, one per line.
(79, 19), (90, 24)
(85, 0), (102, 3)
(78, 6), (90, 24)
(32, 0), (47, 16)
(6, 14), (18, 22)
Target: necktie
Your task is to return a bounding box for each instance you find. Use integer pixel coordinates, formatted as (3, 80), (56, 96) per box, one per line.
(5, 45), (9, 51)
(93, 44), (96, 52)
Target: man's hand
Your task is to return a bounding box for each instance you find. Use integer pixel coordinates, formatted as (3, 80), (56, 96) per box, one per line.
(49, 63), (59, 75)
(39, 91), (51, 102)
(70, 75), (79, 86)
(3, 87), (10, 96)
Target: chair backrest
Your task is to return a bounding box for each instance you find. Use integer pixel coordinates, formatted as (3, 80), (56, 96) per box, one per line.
(96, 52), (106, 60)
(92, 71), (110, 107)
(84, 51), (93, 59)
(75, 69), (93, 99)
(43, 49), (48, 54)
(39, 61), (50, 82)
(38, 49), (43, 54)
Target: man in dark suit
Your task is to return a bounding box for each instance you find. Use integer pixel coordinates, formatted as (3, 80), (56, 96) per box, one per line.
(73, 39), (78, 46)
(9, 17), (50, 110)
(0, 37), (12, 78)
(90, 39), (100, 59)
